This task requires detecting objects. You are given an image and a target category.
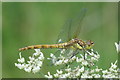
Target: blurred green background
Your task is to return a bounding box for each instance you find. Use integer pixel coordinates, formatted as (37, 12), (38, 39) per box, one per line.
(0, 2), (2, 79)
(3, 2), (118, 78)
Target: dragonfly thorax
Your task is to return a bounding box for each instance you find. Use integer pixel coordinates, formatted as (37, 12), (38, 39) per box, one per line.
(73, 38), (94, 50)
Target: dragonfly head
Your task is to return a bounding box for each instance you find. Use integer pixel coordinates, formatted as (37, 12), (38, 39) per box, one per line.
(85, 40), (94, 49)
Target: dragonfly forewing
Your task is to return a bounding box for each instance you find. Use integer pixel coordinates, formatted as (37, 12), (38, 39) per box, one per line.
(57, 8), (87, 44)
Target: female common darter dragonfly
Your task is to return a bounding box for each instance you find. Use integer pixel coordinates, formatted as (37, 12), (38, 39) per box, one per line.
(19, 9), (94, 57)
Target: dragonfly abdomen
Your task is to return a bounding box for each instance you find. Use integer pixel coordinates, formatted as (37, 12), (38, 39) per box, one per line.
(19, 42), (69, 51)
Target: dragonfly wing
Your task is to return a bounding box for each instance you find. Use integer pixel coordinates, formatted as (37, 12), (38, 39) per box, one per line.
(57, 19), (72, 43)
(57, 8), (87, 43)
(54, 48), (79, 58)
(70, 8), (87, 39)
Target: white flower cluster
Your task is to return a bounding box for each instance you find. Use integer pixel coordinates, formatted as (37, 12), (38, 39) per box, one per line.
(45, 49), (103, 78)
(15, 49), (44, 73)
(102, 60), (119, 78)
(47, 49), (100, 67)
(45, 48), (119, 78)
(45, 60), (119, 78)
(45, 66), (102, 78)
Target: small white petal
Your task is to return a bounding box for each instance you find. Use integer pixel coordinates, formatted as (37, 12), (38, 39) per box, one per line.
(45, 72), (53, 78)
(76, 57), (83, 62)
(81, 60), (88, 66)
(102, 70), (108, 74)
(61, 49), (65, 54)
(24, 67), (32, 72)
(54, 73), (59, 78)
(33, 52), (40, 56)
(55, 60), (63, 65)
(40, 53), (44, 58)
(50, 53), (54, 57)
(95, 67), (102, 72)
(56, 70), (63, 74)
(32, 66), (40, 73)
(64, 59), (69, 63)
(79, 66), (84, 72)
(115, 42), (120, 53)
(29, 56), (35, 61)
(91, 57), (97, 61)
(18, 58), (25, 63)
(34, 49), (41, 53)
(65, 68), (71, 72)
(36, 61), (43, 67)
(71, 56), (76, 60)
(15, 63), (25, 69)
(93, 74), (101, 78)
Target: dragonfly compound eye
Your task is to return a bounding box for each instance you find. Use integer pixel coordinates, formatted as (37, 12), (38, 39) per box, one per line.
(87, 40), (94, 46)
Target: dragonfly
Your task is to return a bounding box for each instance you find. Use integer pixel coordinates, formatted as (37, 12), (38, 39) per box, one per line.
(19, 9), (94, 58)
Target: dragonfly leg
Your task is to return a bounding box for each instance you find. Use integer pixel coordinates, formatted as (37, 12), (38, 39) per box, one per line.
(83, 51), (86, 60)
(80, 47), (86, 60)
(70, 49), (79, 58)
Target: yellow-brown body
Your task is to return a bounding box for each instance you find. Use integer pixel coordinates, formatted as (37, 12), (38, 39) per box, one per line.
(19, 38), (94, 51)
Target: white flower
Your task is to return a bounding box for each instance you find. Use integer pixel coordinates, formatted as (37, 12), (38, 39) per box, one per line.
(93, 74), (101, 78)
(15, 63), (25, 69)
(76, 57), (84, 62)
(45, 72), (53, 78)
(64, 59), (69, 63)
(24, 66), (32, 72)
(18, 57), (25, 63)
(50, 53), (54, 57)
(29, 56), (35, 61)
(71, 56), (76, 61)
(64, 73), (71, 77)
(111, 60), (117, 69)
(87, 50), (94, 56)
(34, 49), (41, 54)
(54, 73), (59, 78)
(32, 66), (40, 73)
(65, 68), (71, 72)
(94, 53), (100, 59)
(55, 60), (63, 66)
(60, 74), (67, 78)
(115, 41), (120, 53)
(39, 53), (44, 60)
(56, 70), (63, 74)
(90, 69), (95, 73)
(81, 71), (89, 78)
(61, 49), (65, 54)
(81, 60), (88, 66)
(17, 52), (25, 63)
(95, 66), (102, 72)
(33, 51), (40, 56)
(15, 49), (44, 73)
(102, 70), (108, 74)
(36, 61), (42, 67)
(79, 66), (84, 72)
(91, 56), (97, 61)
(38, 56), (44, 60)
